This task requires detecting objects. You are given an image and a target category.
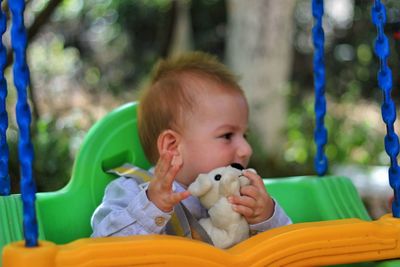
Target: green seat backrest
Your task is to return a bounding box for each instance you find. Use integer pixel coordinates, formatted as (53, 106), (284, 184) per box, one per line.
(36, 102), (151, 244)
(2, 102), (370, 249)
(265, 176), (371, 223)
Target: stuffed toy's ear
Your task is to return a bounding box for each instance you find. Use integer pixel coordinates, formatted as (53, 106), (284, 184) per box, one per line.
(188, 174), (212, 197)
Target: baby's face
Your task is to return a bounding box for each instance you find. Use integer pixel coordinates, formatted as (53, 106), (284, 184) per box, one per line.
(175, 85), (252, 187)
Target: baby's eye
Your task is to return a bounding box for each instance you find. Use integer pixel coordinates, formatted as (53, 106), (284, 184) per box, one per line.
(221, 133), (233, 140)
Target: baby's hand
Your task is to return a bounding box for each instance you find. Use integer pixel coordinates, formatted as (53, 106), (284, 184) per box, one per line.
(147, 151), (190, 212)
(229, 170), (274, 224)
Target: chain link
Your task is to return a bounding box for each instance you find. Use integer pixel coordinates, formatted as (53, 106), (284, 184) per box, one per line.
(371, 0), (400, 218)
(10, 0), (38, 246)
(0, 0), (9, 196)
(312, 0), (328, 176)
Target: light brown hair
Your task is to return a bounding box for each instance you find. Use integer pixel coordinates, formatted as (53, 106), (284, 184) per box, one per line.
(138, 51), (244, 164)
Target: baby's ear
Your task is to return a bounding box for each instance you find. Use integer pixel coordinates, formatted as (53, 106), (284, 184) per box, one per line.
(157, 129), (181, 156)
(188, 174), (212, 197)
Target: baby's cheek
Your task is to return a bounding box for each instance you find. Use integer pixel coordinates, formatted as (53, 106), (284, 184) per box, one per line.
(175, 173), (197, 188)
(171, 155), (183, 167)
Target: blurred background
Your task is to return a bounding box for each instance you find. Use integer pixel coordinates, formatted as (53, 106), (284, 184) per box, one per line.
(4, 0), (400, 217)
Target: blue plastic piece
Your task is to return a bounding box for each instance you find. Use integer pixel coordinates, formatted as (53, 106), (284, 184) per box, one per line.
(0, 0), (9, 196)
(312, 0), (328, 176)
(371, 0), (400, 218)
(9, 0), (38, 246)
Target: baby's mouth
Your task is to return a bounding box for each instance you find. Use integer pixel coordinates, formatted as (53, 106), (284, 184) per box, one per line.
(230, 163), (244, 170)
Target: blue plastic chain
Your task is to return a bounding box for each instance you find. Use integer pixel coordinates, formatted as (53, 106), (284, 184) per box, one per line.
(9, 0), (38, 246)
(0, 0), (9, 196)
(312, 0), (328, 176)
(371, 0), (400, 218)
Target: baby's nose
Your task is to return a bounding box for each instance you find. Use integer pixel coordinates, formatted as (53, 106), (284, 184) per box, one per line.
(237, 139), (252, 160)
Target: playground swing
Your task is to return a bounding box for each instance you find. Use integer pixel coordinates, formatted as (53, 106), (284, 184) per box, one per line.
(2, 0), (400, 266)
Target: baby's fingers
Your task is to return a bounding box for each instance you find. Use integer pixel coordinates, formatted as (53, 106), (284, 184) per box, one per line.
(169, 191), (190, 205)
(240, 185), (259, 199)
(229, 195), (256, 209)
(155, 152), (173, 177)
(243, 170), (265, 189)
(154, 152), (182, 192)
(232, 204), (254, 218)
(162, 160), (182, 189)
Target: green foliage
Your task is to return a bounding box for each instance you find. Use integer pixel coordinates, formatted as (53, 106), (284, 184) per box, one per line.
(11, 0), (228, 193)
(33, 118), (74, 191)
(283, 92), (387, 176)
(8, 118), (74, 193)
(191, 0), (227, 56)
(112, 0), (173, 84)
(281, 0), (400, 177)
(16, 0), (400, 190)
(45, 0), (227, 94)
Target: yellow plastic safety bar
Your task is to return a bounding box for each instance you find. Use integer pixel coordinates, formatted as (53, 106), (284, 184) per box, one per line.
(4, 214), (400, 267)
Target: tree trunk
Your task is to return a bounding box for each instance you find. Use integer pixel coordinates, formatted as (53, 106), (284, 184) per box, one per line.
(226, 0), (296, 160)
(168, 0), (193, 57)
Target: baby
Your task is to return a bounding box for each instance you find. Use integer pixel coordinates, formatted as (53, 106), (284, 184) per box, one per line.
(91, 51), (291, 246)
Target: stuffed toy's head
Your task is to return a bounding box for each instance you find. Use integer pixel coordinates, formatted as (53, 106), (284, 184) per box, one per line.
(188, 163), (251, 209)
(187, 163), (253, 248)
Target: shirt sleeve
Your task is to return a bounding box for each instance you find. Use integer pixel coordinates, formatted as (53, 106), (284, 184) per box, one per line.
(91, 177), (172, 237)
(249, 199), (292, 234)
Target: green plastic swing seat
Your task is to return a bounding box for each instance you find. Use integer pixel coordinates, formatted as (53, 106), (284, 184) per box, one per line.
(2, 101), (392, 267)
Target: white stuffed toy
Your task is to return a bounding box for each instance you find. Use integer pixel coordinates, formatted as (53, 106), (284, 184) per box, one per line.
(188, 163), (254, 249)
